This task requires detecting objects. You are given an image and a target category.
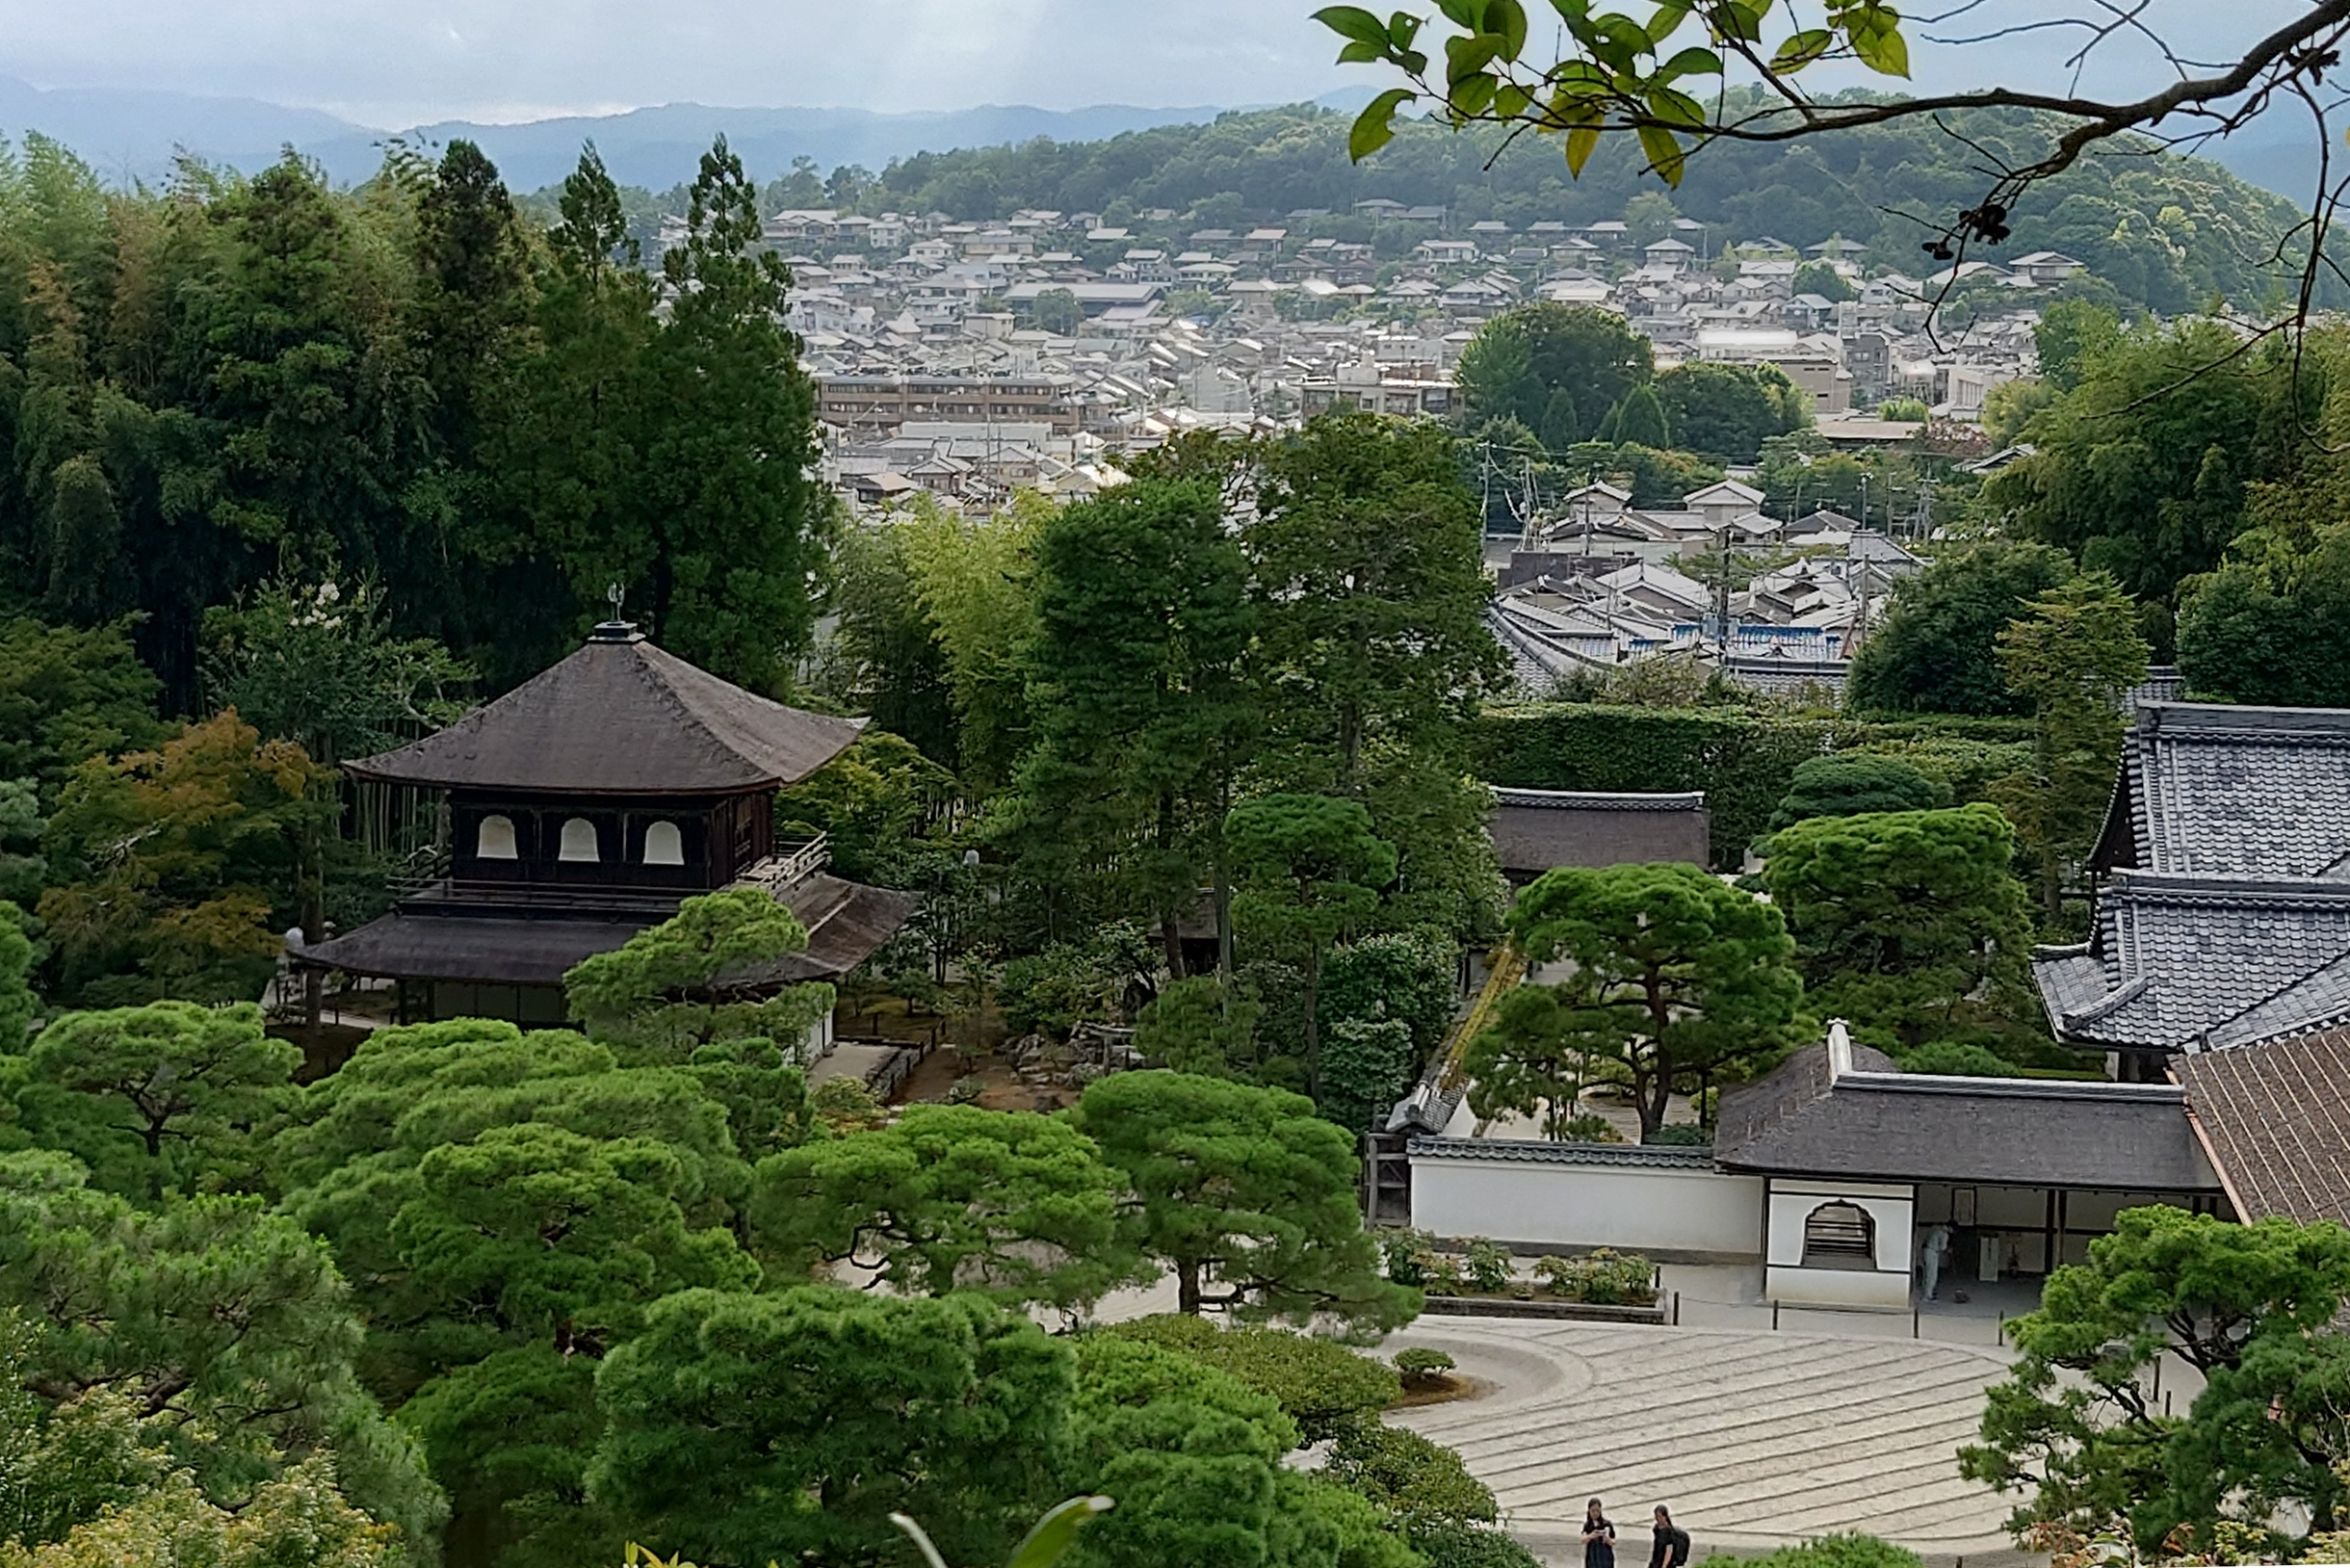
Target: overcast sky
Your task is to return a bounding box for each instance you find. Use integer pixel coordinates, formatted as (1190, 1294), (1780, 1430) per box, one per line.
(0, 0), (2324, 131)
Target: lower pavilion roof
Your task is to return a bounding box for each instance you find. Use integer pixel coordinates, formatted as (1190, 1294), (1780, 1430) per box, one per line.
(295, 874), (918, 990)
(2032, 872), (2350, 1054)
(2175, 1029), (2350, 1227)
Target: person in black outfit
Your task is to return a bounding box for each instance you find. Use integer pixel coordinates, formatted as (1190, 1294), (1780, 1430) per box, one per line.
(1582, 1500), (1616, 1568)
(1650, 1506), (1691, 1568)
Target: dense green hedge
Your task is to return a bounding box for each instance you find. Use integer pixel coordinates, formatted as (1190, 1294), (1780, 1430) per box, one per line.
(1470, 704), (2035, 866)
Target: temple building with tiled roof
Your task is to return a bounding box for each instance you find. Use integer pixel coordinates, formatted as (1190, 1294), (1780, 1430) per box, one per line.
(297, 618), (917, 1027)
(2034, 701), (2350, 1074)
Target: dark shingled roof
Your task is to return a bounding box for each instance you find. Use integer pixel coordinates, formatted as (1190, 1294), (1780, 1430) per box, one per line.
(2095, 701), (2350, 879)
(346, 628), (866, 795)
(1714, 1035), (2218, 1191)
(297, 874), (918, 988)
(1487, 788), (1711, 877)
(2034, 874), (2350, 1052)
(1406, 1137), (1716, 1169)
(2177, 1030), (2350, 1225)
(2041, 700), (2350, 1054)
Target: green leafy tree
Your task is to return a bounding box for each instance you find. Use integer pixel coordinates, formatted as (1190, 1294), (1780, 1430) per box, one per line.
(496, 144), (659, 675)
(15, 999), (298, 1199)
(1, 1459), (405, 1568)
(1497, 862), (1803, 1136)
(391, 1123), (759, 1358)
(1097, 1315), (1401, 1444)
(1133, 975), (1269, 1080)
(1455, 304), (1652, 431)
(561, 887), (834, 1061)
(1226, 793), (1396, 1094)
(1768, 755), (1950, 831)
(1538, 389), (1581, 454)
(0, 1151), (445, 1553)
(1606, 384), (1672, 450)
(1247, 413), (1503, 935)
(1959, 1207), (2350, 1550)
(1995, 574), (2149, 920)
(1062, 1335), (1294, 1568)
(588, 1287), (1072, 1568)
(0, 902), (36, 1051)
(1763, 804), (2035, 1055)
(750, 1105), (1145, 1311)
(0, 618), (162, 801)
(1460, 984), (1596, 1139)
(1791, 261), (1856, 302)
(1318, 1017), (1419, 1135)
(0, 781), (45, 907)
(899, 496), (1048, 793)
(1014, 477), (1258, 971)
(1073, 1070), (1419, 1331)
(1030, 287), (1084, 335)
(1845, 542), (2075, 717)
(1985, 321), (2302, 614)
(817, 524), (959, 769)
(200, 576), (473, 768)
(1652, 362), (1807, 462)
(633, 136), (829, 688)
(37, 713), (332, 1005)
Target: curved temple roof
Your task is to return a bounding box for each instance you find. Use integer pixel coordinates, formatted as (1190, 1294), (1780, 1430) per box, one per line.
(346, 626), (865, 796)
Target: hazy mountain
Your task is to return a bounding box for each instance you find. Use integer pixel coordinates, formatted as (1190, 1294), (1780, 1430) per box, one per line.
(0, 74), (366, 181)
(0, 74), (1238, 189)
(2202, 125), (2324, 204)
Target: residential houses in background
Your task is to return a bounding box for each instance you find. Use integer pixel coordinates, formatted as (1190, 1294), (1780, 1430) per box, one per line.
(746, 202), (2082, 693)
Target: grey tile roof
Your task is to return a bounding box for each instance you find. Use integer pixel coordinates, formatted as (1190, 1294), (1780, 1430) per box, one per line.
(2036, 873), (2350, 1051)
(1714, 1041), (2217, 1190)
(2177, 1029), (2350, 1224)
(299, 874), (916, 988)
(2107, 702), (2350, 878)
(1406, 1137), (1717, 1169)
(1488, 793), (1712, 876)
(2047, 700), (2350, 1054)
(348, 629), (866, 796)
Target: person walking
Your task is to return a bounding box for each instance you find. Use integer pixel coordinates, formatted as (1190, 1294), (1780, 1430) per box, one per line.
(1650, 1506), (1690, 1568)
(1582, 1500), (1617, 1568)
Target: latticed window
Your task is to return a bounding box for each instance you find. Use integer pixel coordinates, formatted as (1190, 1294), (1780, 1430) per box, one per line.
(1800, 1202), (1876, 1267)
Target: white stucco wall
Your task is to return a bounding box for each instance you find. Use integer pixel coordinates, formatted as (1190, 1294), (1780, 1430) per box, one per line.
(1409, 1154), (1766, 1259)
(1765, 1263), (1913, 1309)
(1764, 1178), (1917, 1309)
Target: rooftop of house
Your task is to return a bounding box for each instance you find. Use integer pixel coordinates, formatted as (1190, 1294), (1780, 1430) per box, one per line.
(2095, 700), (2350, 879)
(2036, 874), (2350, 1053)
(2176, 1028), (2350, 1225)
(1715, 1025), (2218, 1190)
(346, 624), (866, 797)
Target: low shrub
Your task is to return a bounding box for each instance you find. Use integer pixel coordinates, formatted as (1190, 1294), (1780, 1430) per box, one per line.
(1393, 1348), (1457, 1391)
(1099, 1315), (1401, 1442)
(1531, 1248), (1657, 1306)
(1462, 1238), (1514, 1294)
(1643, 1123), (1711, 1146)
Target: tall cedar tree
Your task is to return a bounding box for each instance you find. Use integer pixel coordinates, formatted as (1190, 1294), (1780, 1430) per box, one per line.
(1016, 477), (1257, 972)
(497, 144), (659, 668)
(637, 136), (827, 690)
(1996, 573), (2150, 920)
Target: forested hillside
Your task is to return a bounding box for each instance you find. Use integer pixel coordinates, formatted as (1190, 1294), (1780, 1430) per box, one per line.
(869, 96), (2320, 317)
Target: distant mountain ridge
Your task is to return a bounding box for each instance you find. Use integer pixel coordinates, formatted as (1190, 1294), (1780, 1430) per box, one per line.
(0, 70), (2319, 202)
(0, 74), (1242, 190)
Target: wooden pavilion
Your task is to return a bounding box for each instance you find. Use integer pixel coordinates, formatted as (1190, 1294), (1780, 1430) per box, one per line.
(295, 618), (918, 1028)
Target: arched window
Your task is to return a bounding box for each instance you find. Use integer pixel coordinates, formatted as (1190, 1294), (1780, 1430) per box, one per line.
(559, 818), (601, 863)
(476, 814), (518, 860)
(642, 820), (684, 866)
(1801, 1202), (1876, 1267)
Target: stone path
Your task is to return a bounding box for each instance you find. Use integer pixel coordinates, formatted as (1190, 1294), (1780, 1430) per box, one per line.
(1384, 1318), (2025, 1567)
